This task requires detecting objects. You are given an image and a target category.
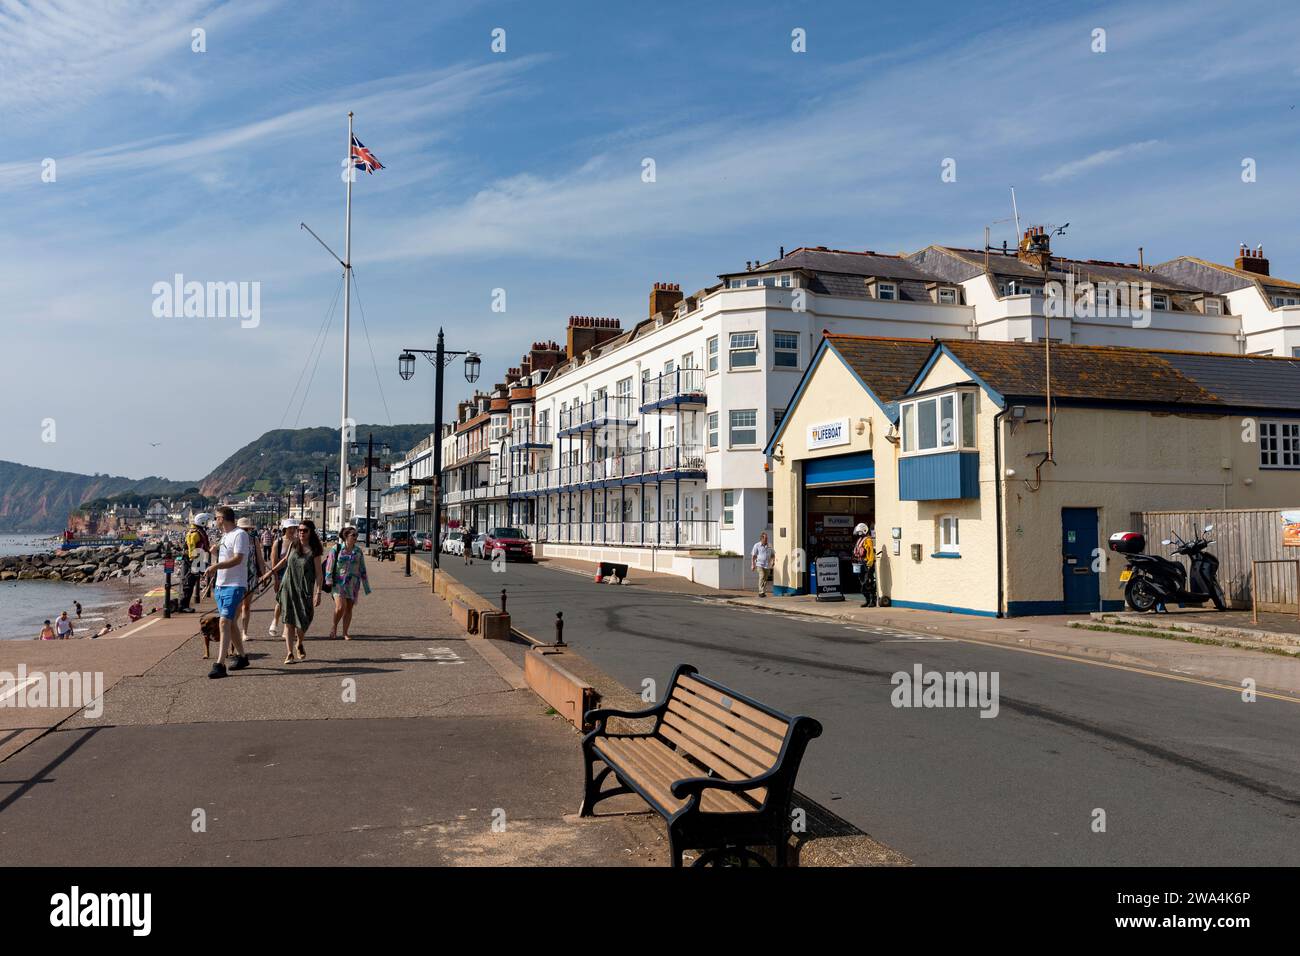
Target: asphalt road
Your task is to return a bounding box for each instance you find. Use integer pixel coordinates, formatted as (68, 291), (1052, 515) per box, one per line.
(437, 554), (1300, 866)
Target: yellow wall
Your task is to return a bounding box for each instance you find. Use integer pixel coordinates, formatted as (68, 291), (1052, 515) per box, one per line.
(1000, 402), (1300, 608)
(773, 345), (1300, 616)
(770, 352), (880, 590)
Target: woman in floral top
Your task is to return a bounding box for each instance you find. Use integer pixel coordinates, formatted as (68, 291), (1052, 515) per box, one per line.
(326, 526), (371, 640)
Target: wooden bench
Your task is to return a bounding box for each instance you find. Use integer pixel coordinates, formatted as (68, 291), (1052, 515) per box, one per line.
(580, 663), (822, 866)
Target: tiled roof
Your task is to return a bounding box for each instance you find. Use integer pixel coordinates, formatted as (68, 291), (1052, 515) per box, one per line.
(824, 334), (938, 403)
(938, 340), (1300, 412)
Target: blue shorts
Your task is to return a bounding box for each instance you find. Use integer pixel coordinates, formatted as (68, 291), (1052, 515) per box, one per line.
(214, 585), (247, 620)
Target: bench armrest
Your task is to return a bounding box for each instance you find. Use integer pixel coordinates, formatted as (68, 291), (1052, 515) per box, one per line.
(583, 702), (663, 735)
(670, 767), (781, 801)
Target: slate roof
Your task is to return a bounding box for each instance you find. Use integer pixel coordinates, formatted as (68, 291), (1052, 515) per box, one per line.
(1154, 256), (1300, 295)
(935, 340), (1300, 412)
(723, 248), (952, 302)
(823, 334), (938, 403)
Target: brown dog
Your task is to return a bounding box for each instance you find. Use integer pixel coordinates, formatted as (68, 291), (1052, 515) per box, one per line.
(199, 614), (221, 659)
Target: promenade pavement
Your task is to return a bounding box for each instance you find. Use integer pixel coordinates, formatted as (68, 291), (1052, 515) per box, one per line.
(0, 562), (668, 866)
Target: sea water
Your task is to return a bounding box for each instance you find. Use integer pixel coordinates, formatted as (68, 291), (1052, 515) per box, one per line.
(0, 535), (124, 640)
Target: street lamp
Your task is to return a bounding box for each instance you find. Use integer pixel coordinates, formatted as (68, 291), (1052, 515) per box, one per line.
(397, 329), (480, 593)
(349, 433), (391, 548)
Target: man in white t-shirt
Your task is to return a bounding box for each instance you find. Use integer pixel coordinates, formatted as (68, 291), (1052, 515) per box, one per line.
(54, 611), (74, 639)
(751, 531), (775, 598)
(203, 507), (250, 679)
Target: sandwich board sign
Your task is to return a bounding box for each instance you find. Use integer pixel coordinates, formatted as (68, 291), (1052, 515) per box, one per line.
(814, 556), (843, 602)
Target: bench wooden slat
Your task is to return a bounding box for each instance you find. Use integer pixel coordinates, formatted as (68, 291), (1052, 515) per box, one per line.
(677, 674), (791, 738)
(623, 738), (757, 814)
(668, 687), (787, 756)
(594, 738), (680, 810)
(665, 697), (782, 770)
(596, 737), (756, 814)
(658, 721), (768, 804)
(663, 702), (772, 779)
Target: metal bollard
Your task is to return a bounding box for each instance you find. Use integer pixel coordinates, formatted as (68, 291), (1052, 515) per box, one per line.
(501, 588), (507, 613)
(555, 610), (565, 646)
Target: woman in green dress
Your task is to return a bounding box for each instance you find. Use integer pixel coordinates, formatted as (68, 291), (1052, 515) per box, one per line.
(262, 520), (324, 664)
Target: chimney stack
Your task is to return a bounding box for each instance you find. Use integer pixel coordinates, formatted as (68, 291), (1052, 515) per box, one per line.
(1018, 225), (1052, 272)
(565, 315), (622, 360)
(648, 281), (683, 319)
(1235, 243), (1270, 276)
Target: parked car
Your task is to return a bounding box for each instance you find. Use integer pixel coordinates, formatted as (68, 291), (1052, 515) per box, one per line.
(442, 532), (463, 556)
(386, 530), (412, 551)
(482, 527), (534, 562)
(413, 531), (430, 552)
(470, 533), (489, 558)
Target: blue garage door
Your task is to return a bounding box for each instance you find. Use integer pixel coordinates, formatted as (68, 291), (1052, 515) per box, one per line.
(804, 452), (874, 488)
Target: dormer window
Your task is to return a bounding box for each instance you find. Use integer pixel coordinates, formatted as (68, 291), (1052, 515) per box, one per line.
(1204, 298), (1223, 316)
(938, 287), (956, 304)
(1151, 293), (1169, 311)
(900, 389), (978, 455)
(877, 282), (897, 301)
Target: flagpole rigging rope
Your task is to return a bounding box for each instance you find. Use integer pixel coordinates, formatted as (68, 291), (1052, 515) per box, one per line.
(293, 276), (345, 428)
(349, 269), (394, 427)
(278, 274), (343, 430)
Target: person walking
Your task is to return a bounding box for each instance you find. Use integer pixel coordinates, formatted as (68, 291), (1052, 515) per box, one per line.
(73, 600), (82, 619)
(203, 507), (250, 679)
(853, 523), (877, 607)
(263, 519), (323, 664)
(260, 525), (274, 562)
(463, 522), (476, 565)
(751, 531), (775, 598)
(267, 519), (297, 638)
(38, 620), (56, 640)
(326, 526), (371, 640)
(54, 611), (74, 639)
(235, 517), (266, 647)
(179, 515), (210, 612)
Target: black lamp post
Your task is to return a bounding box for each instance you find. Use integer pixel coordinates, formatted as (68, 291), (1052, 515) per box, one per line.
(404, 479), (413, 577)
(349, 433), (391, 548)
(398, 329), (480, 593)
(321, 466), (329, 536)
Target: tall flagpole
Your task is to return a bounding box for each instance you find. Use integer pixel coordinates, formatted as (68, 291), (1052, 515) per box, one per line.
(339, 111), (354, 529)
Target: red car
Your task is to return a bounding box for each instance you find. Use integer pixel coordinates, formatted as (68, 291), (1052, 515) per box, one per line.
(482, 527), (533, 562)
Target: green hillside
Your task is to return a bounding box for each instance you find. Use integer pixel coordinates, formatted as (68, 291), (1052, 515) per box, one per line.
(198, 424), (435, 497)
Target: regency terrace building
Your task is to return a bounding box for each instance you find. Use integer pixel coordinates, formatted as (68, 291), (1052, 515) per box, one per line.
(381, 228), (1300, 588)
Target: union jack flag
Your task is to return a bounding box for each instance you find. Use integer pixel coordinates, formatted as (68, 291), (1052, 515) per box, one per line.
(350, 134), (384, 174)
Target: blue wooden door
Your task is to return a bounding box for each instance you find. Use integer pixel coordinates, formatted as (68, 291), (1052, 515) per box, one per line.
(1061, 507), (1100, 613)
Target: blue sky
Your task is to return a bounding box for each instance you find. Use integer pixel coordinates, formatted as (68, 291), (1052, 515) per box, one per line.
(5, 0), (1300, 481)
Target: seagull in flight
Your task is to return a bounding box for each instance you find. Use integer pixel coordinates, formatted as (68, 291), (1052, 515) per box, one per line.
(150, 442), (162, 447)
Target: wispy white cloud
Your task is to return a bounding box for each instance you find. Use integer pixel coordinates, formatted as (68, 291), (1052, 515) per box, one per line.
(1040, 140), (1161, 183)
(0, 0), (277, 117)
(0, 58), (542, 190)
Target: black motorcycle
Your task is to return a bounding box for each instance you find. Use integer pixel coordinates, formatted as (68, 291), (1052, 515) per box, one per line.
(1108, 527), (1226, 613)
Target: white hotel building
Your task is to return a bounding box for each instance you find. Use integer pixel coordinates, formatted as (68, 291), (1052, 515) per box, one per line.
(459, 233), (1300, 587)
